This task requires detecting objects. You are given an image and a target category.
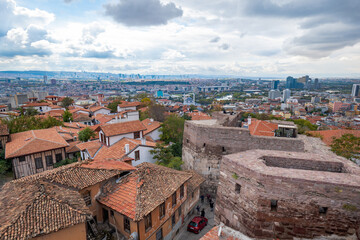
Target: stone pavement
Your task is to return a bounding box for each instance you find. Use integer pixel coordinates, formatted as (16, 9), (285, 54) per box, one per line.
(174, 199), (216, 240)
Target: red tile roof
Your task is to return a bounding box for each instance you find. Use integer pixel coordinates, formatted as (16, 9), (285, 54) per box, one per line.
(248, 119), (278, 137)
(5, 129), (69, 159)
(101, 120), (146, 137)
(118, 101), (141, 108)
(307, 129), (360, 146)
(22, 102), (50, 107)
(142, 118), (161, 135)
(98, 162), (192, 221)
(188, 112), (212, 120)
(77, 140), (102, 158)
(0, 181), (90, 240)
(89, 106), (110, 112)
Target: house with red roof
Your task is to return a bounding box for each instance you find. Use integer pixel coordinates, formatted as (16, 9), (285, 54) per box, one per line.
(117, 101), (141, 112)
(5, 128), (70, 178)
(142, 118), (162, 141)
(97, 162), (203, 240)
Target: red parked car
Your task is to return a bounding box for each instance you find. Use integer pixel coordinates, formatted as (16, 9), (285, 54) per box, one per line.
(187, 216), (208, 234)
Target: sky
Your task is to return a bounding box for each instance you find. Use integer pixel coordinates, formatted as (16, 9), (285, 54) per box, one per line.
(0, 0), (360, 77)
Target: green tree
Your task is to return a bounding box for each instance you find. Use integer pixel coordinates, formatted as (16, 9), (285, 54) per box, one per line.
(148, 104), (165, 122)
(54, 157), (78, 168)
(189, 105), (197, 112)
(24, 107), (39, 116)
(78, 127), (96, 142)
(134, 93), (150, 101)
(61, 97), (74, 109)
(107, 100), (122, 113)
(139, 109), (149, 121)
(141, 97), (152, 106)
(330, 134), (360, 162)
(160, 114), (185, 144)
(62, 110), (73, 122)
(1, 115), (63, 134)
(150, 143), (184, 170)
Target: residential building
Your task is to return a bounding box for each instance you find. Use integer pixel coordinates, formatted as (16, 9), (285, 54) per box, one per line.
(268, 89), (281, 100)
(22, 102), (52, 113)
(282, 89), (291, 102)
(0, 105), (7, 112)
(0, 159), (136, 240)
(5, 128), (69, 178)
(142, 118), (162, 141)
(99, 120), (147, 146)
(97, 163), (194, 240)
(117, 101), (141, 112)
(89, 106), (111, 116)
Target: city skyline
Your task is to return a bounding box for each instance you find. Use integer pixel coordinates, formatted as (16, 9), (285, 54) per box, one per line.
(1, 0), (360, 77)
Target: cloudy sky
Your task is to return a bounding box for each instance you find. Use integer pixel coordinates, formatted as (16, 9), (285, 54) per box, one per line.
(0, 0), (360, 77)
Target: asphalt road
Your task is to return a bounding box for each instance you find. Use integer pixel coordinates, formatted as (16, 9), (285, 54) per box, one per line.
(174, 200), (215, 240)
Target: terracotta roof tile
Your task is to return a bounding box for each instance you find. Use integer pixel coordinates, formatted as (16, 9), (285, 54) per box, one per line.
(76, 141), (102, 158)
(101, 120), (146, 137)
(248, 119), (278, 137)
(0, 181), (90, 240)
(118, 101), (141, 108)
(89, 106), (110, 112)
(5, 129), (69, 159)
(22, 102), (50, 107)
(188, 112), (212, 120)
(65, 140), (81, 153)
(142, 118), (161, 135)
(98, 163), (192, 221)
(184, 170), (205, 194)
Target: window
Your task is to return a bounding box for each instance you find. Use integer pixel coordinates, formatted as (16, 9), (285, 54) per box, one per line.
(35, 157), (43, 169)
(186, 139), (189, 143)
(271, 200), (278, 211)
(172, 192), (177, 207)
(222, 146), (226, 153)
(45, 155), (53, 166)
(145, 213), (152, 232)
(110, 210), (114, 216)
(171, 214), (176, 229)
(159, 202), (165, 219)
(319, 207), (328, 215)
(180, 184), (184, 199)
(191, 192), (194, 199)
(134, 131), (140, 139)
(124, 216), (130, 233)
(55, 153), (62, 163)
(83, 191), (91, 206)
(235, 184), (241, 194)
(178, 205), (182, 217)
(19, 156), (26, 162)
(156, 228), (163, 240)
(135, 150), (140, 160)
(203, 143), (206, 148)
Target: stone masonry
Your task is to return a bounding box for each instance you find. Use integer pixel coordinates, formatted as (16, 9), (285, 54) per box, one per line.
(215, 150), (360, 239)
(182, 113), (305, 195)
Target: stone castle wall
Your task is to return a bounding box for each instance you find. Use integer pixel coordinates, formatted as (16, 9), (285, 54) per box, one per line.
(182, 119), (305, 195)
(215, 151), (360, 239)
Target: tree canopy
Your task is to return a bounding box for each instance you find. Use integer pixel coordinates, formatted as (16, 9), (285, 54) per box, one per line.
(78, 127), (96, 142)
(160, 114), (185, 144)
(61, 97), (74, 109)
(62, 110), (73, 122)
(148, 104), (165, 122)
(1, 115), (63, 134)
(107, 99), (122, 113)
(150, 143), (183, 170)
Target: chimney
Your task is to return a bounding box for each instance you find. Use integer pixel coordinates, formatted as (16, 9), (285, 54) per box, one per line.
(141, 137), (146, 145)
(124, 144), (130, 153)
(247, 116), (252, 126)
(150, 118), (154, 122)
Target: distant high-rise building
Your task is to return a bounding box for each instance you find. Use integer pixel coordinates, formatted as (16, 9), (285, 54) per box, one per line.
(311, 96), (321, 104)
(283, 89), (291, 102)
(268, 89), (281, 100)
(351, 84), (360, 97)
(271, 80), (279, 90)
(43, 75), (47, 84)
(298, 75), (311, 89)
(314, 78), (320, 89)
(51, 79), (57, 85)
(286, 76), (296, 89)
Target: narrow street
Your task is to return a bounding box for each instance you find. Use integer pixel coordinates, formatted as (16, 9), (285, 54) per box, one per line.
(174, 199), (216, 240)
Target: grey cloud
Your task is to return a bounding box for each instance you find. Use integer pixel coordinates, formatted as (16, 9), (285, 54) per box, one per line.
(219, 43), (230, 50)
(104, 0), (183, 26)
(210, 36), (220, 43)
(26, 25), (48, 43)
(82, 24), (105, 44)
(242, 0), (360, 58)
(81, 50), (118, 59)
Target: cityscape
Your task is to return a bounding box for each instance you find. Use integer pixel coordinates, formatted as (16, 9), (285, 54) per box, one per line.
(0, 0), (360, 240)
